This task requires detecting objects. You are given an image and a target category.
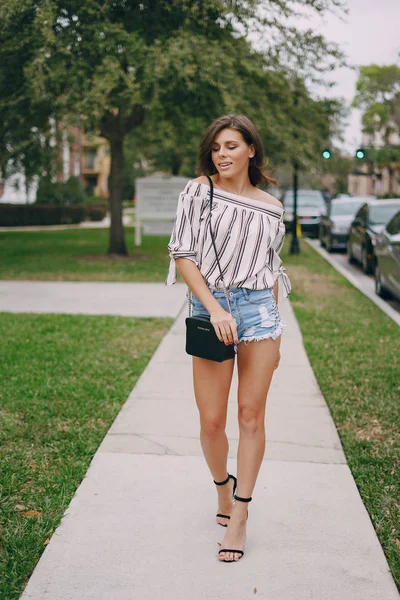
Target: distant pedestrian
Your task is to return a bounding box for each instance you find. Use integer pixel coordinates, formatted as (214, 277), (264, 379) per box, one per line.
(166, 114), (291, 562)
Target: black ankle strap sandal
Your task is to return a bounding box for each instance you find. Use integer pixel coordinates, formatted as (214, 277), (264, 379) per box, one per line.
(213, 473), (237, 527)
(218, 494), (252, 562)
(234, 494), (252, 502)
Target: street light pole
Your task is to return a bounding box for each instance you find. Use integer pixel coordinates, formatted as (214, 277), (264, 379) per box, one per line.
(290, 84), (300, 255)
(290, 159), (300, 254)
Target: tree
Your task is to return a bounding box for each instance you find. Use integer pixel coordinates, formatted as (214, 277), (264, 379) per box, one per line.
(352, 65), (400, 194)
(125, 52), (346, 188)
(0, 3), (57, 198)
(1, 0), (346, 254)
(375, 146), (400, 196)
(353, 65), (400, 144)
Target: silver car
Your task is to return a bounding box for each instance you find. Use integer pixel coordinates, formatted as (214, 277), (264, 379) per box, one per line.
(319, 197), (367, 252)
(283, 190), (326, 237)
(374, 209), (400, 301)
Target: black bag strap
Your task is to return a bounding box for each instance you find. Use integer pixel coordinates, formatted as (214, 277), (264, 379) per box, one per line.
(206, 175), (232, 313)
(188, 176), (232, 316)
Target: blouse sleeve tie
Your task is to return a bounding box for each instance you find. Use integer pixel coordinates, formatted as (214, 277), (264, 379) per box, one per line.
(166, 257), (177, 285)
(278, 265), (292, 298)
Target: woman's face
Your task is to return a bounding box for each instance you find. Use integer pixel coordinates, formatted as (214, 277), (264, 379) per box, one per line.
(211, 128), (255, 180)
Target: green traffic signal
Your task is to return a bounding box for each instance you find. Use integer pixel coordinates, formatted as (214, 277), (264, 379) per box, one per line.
(322, 149), (331, 159)
(355, 148), (365, 159)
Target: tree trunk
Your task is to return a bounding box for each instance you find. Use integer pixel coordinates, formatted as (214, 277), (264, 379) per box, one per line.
(171, 154), (182, 175)
(388, 165), (394, 197)
(108, 132), (127, 255)
(25, 173), (32, 204)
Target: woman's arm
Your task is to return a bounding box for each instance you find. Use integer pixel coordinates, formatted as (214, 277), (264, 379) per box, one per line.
(176, 258), (238, 345)
(273, 280), (279, 304)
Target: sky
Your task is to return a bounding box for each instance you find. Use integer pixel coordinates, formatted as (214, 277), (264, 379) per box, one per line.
(301, 0), (400, 153)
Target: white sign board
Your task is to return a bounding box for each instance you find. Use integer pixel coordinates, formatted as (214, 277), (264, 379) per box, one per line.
(135, 176), (189, 245)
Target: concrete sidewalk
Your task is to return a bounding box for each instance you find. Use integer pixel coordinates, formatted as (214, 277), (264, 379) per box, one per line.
(20, 290), (398, 600)
(0, 281), (186, 318)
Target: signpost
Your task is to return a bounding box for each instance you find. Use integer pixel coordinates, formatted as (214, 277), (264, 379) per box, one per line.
(135, 176), (189, 245)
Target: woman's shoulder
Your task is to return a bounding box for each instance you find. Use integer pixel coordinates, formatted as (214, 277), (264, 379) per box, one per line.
(182, 176), (209, 197)
(192, 175), (210, 186)
(253, 189), (283, 210)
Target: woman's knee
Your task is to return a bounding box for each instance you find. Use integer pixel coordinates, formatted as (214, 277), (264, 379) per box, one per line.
(238, 405), (264, 434)
(200, 414), (226, 437)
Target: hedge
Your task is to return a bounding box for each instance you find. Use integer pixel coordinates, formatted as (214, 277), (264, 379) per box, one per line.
(0, 204), (86, 227)
(84, 203), (108, 222)
(36, 176), (86, 205)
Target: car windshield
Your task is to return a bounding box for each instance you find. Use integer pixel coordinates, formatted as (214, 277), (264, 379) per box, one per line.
(330, 202), (363, 216)
(369, 204), (400, 225)
(284, 193), (324, 209)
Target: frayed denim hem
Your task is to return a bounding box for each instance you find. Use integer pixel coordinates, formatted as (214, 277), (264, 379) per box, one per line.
(239, 319), (286, 345)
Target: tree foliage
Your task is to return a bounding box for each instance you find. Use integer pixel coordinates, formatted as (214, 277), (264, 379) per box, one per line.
(353, 64), (400, 195)
(353, 64), (400, 143)
(0, 0), (346, 253)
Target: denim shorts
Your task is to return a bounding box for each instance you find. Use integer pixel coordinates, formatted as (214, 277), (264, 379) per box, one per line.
(191, 287), (285, 345)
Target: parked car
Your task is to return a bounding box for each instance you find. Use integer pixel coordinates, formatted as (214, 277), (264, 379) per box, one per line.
(319, 197), (366, 252)
(283, 189), (326, 238)
(347, 199), (400, 274)
(374, 209), (400, 301)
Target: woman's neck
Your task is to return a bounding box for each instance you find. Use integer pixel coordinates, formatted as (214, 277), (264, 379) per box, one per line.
(213, 173), (254, 197)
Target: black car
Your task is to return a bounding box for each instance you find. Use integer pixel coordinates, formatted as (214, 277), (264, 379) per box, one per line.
(374, 209), (400, 301)
(319, 197), (367, 252)
(347, 199), (400, 274)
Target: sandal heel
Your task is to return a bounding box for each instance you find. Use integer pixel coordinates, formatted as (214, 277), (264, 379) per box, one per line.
(214, 473), (237, 527)
(218, 494), (252, 562)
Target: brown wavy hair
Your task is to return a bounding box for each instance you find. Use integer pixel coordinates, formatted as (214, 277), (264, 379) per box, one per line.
(197, 114), (277, 187)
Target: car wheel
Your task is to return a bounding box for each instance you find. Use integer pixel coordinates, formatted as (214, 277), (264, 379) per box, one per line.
(375, 265), (391, 299)
(362, 246), (372, 275)
(347, 239), (356, 264)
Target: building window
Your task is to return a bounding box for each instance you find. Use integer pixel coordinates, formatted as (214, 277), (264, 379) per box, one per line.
(84, 176), (98, 196)
(87, 148), (97, 170)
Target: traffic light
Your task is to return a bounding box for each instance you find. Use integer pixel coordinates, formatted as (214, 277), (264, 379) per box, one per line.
(322, 149), (331, 160)
(355, 148), (366, 159)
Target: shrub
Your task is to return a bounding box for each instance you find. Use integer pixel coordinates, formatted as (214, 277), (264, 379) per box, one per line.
(63, 177), (85, 204)
(36, 176), (85, 205)
(378, 193), (400, 199)
(0, 204), (85, 226)
(36, 178), (64, 205)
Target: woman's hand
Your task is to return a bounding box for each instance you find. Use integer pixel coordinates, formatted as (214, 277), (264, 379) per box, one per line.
(210, 308), (238, 345)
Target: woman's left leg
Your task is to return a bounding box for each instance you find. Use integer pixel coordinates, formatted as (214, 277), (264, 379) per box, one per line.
(218, 335), (281, 562)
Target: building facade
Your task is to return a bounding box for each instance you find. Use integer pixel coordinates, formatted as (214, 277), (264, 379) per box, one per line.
(348, 129), (400, 197)
(0, 124), (111, 203)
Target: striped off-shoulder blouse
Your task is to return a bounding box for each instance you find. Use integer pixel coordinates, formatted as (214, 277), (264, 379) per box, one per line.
(166, 180), (292, 298)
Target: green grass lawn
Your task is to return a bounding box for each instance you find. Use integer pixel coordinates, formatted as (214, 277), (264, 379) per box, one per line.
(0, 229), (171, 281)
(1, 227), (399, 590)
(281, 239), (400, 589)
(0, 313), (173, 600)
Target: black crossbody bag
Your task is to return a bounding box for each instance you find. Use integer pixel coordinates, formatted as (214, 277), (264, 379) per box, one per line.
(185, 176), (235, 362)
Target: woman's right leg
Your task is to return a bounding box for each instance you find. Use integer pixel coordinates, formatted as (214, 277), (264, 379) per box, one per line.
(193, 356), (235, 525)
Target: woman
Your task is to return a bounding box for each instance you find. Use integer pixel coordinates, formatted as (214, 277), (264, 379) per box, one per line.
(166, 114), (291, 563)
